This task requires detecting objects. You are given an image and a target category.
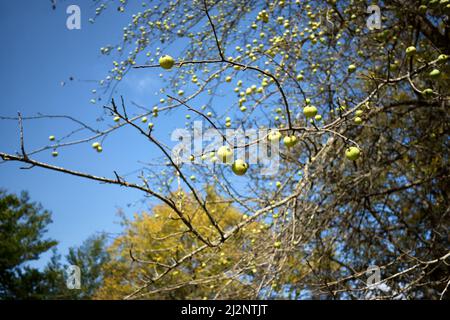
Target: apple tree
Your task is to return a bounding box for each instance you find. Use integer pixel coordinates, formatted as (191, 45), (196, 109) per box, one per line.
(1, 0), (449, 299)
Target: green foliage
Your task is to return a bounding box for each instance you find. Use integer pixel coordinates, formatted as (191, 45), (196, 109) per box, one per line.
(0, 190), (110, 299)
(0, 189), (57, 299)
(64, 234), (110, 299)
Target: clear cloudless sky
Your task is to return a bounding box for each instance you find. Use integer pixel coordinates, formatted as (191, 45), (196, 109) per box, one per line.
(0, 0), (195, 268)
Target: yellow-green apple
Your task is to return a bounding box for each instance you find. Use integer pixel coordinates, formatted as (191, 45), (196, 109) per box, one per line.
(268, 130), (282, 141)
(303, 105), (318, 118)
(429, 69), (441, 78)
(283, 135), (298, 148)
(217, 146), (233, 163)
(232, 159), (248, 175)
(405, 46), (416, 56)
(159, 55), (175, 69)
(348, 64), (357, 73)
(345, 146), (361, 161)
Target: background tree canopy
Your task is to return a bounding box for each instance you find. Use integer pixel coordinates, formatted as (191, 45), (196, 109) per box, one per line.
(0, 190), (110, 299)
(0, 190), (57, 299)
(0, 0), (449, 299)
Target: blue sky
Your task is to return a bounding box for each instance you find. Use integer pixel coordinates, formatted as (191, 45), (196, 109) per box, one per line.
(0, 0), (289, 270)
(0, 0), (187, 268)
